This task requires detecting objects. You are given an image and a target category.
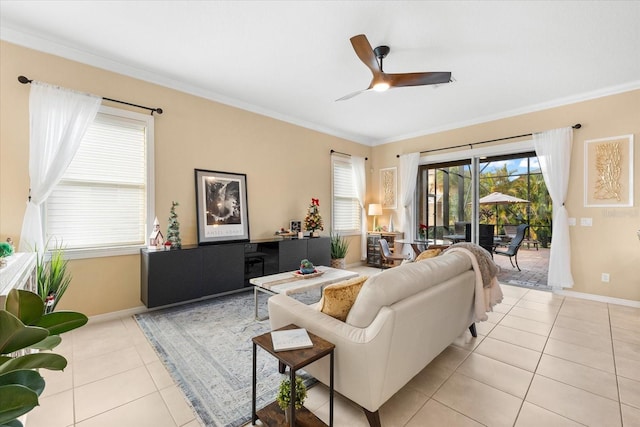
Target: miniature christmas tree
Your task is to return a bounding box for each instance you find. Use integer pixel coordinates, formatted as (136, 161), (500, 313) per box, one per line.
(167, 201), (182, 249)
(303, 198), (324, 234)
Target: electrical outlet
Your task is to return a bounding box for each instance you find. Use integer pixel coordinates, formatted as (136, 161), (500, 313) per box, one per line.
(568, 217), (576, 226)
(580, 218), (593, 226)
(601, 273), (610, 283)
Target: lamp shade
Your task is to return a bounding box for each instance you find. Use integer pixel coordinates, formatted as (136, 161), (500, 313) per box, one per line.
(368, 203), (383, 216)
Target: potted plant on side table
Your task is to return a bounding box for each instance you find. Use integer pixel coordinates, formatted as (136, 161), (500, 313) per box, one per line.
(276, 375), (307, 423)
(330, 233), (349, 269)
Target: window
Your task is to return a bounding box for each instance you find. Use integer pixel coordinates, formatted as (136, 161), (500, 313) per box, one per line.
(331, 157), (360, 233)
(45, 106), (154, 257)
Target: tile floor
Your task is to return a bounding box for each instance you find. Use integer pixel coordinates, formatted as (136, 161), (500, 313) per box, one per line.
(494, 247), (550, 291)
(27, 272), (640, 426)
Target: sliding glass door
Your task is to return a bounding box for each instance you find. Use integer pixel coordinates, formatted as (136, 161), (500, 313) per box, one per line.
(478, 152), (551, 247)
(416, 159), (472, 244)
(416, 151), (551, 248)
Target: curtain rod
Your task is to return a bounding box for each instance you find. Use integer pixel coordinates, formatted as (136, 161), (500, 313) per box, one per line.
(395, 123), (582, 157)
(331, 149), (367, 160)
(18, 75), (163, 115)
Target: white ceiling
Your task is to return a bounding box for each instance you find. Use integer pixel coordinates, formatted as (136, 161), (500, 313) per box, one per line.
(1, 1), (639, 146)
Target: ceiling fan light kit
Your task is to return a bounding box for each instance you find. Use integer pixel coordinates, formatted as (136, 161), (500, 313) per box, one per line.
(373, 82), (390, 92)
(337, 34), (452, 101)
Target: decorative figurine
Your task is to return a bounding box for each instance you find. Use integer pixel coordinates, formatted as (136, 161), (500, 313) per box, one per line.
(148, 217), (164, 250)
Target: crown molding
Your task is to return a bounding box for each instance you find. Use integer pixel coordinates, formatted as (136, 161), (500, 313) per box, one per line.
(375, 80), (640, 146)
(0, 25), (370, 145)
(3, 25), (637, 148)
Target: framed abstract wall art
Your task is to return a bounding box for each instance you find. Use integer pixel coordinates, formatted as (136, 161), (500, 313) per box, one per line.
(584, 134), (634, 207)
(380, 167), (397, 209)
(195, 169), (250, 244)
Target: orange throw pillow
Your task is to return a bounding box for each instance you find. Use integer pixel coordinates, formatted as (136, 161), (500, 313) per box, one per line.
(415, 249), (442, 262)
(317, 276), (368, 321)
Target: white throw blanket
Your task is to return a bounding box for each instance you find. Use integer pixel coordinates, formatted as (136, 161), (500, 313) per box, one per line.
(446, 247), (503, 322)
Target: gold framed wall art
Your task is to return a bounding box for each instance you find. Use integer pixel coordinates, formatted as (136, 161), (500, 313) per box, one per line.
(584, 134), (634, 207)
(380, 167), (397, 209)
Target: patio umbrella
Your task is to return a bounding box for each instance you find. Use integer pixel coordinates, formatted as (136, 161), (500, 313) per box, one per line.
(479, 192), (530, 205)
(478, 192), (529, 230)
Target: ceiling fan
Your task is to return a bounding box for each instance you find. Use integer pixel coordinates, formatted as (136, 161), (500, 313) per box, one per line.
(337, 34), (452, 101)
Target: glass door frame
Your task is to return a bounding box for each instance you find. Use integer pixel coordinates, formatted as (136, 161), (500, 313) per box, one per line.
(418, 139), (536, 244)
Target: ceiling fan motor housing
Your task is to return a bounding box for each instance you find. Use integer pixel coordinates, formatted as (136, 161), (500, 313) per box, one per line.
(373, 45), (390, 60)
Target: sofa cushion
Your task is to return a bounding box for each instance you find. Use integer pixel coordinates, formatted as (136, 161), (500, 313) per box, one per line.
(415, 248), (442, 261)
(346, 252), (472, 328)
(316, 275), (368, 321)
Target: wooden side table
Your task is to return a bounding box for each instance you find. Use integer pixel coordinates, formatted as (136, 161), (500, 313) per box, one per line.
(252, 324), (334, 427)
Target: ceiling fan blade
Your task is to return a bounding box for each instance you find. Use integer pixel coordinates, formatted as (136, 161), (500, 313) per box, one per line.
(387, 72), (452, 88)
(335, 88), (370, 101)
(350, 34), (381, 74)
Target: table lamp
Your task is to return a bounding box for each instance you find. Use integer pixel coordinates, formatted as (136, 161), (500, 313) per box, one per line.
(368, 203), (383, 231)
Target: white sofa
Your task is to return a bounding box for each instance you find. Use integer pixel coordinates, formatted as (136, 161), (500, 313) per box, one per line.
(268, 251), (478, 427)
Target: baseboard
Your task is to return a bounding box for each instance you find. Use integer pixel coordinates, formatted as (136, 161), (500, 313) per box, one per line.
(88, 305), (149, 323)
(554, 289), (640, 308)
(88, 288), (253, 323)
(346, 261), (364, 268)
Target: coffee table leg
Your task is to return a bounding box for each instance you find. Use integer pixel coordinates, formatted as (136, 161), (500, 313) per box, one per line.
(254, 287), (259, 320)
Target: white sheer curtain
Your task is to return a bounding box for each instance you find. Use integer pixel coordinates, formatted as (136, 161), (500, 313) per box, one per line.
(19, 82), (102, 253)
(533, 127), (574, 289)
(351, 156), (367, 260)
(399, 153), (420, 242)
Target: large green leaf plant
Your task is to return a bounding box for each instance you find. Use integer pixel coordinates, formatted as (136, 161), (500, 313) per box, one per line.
(0, 289), (87, 426)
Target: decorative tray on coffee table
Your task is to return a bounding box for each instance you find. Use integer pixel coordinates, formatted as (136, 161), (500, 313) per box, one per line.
(291, 270), (324, 279)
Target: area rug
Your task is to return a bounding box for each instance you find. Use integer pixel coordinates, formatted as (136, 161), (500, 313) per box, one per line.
(135, 289), (320, 427)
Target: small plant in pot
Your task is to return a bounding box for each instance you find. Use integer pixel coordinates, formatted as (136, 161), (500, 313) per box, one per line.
(299, 259), (316, 274)
(330, 233), (349, 269)
(0, 241), (14, 268)
(276, 375), (307, 422)
(36, 239), (72, 313)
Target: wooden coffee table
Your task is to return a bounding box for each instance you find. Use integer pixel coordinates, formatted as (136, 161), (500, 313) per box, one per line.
(250, 266), (358, 320)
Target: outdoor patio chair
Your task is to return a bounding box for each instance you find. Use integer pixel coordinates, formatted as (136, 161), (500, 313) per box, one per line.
(379, 238), (407, 268)
(493, 224), (529, 271)
(503, 224), (518, 241)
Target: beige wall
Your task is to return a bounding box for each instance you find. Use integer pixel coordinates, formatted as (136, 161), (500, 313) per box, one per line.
(1, 41), (638, 315)
(372, 90), (640, 302)
(0, 41), (370, 315)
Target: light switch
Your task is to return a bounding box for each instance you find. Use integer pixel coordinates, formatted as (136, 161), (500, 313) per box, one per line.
(580, 218), (593, 226)
(568, 218), (576, 226)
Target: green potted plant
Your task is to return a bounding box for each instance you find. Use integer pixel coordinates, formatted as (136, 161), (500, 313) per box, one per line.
(0, 288), (87, 426)
(276, 375), (307, 422)
(36, 240), (72, 313)
(0, 241), (14, 268)
(330, 233), (349, 269)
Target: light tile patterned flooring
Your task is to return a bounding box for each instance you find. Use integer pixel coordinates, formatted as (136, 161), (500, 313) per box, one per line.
(28, 270), (640, 426)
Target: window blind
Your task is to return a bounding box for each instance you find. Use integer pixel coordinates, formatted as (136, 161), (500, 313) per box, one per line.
(332, 159), (360, 232)
(46, 111), (148, 249)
